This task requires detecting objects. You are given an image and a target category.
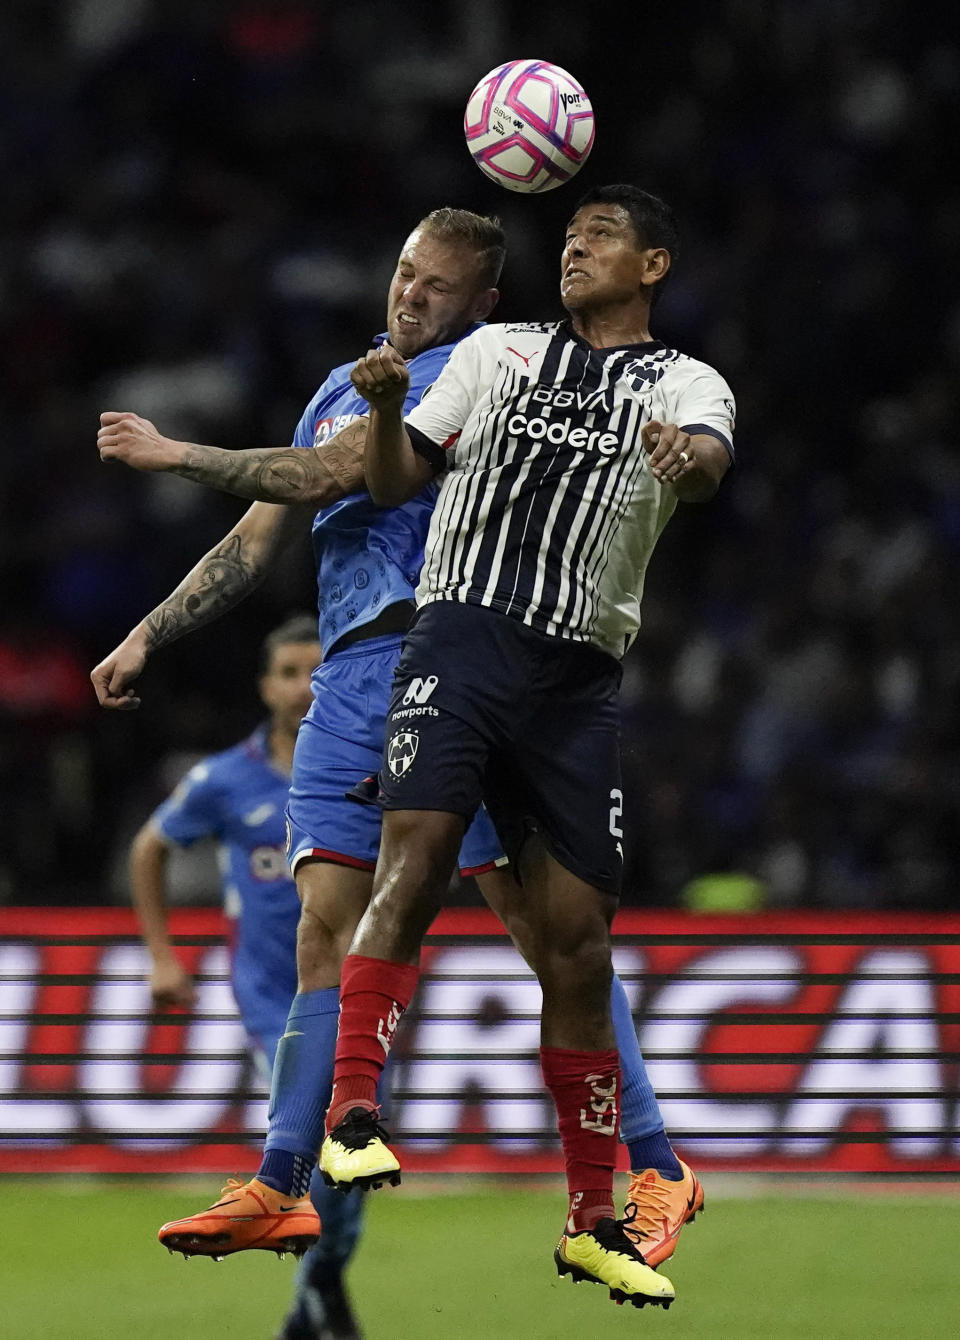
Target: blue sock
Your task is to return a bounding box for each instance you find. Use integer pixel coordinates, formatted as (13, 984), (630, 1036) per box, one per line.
(257, 987), (340, 1197)
(611, 973), (683, 1180)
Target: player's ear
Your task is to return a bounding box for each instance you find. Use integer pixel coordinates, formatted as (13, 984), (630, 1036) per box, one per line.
(641, 249), (670, 291)
(473, 287), (499, 321)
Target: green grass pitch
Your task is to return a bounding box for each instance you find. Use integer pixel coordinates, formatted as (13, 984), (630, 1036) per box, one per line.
(4, 1177), (955, 1338)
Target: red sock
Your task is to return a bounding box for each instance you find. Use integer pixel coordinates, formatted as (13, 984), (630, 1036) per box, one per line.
(326, 954), (420, 1133)
(540, 1046), (620, 1233)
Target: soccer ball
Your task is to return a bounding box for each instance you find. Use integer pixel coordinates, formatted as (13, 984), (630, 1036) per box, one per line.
(464, 59), (595, 194)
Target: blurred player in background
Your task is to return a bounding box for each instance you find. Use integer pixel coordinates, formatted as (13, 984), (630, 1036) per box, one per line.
(94, 208), (700, 1328)
(315, 185), (734, 1312)
(129, 615), (365, 1340)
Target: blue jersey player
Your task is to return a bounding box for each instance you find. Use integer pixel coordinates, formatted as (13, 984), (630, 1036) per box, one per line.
(94, 209), (699, 1337)
(129, 616), (356, 1332)
(131, 630), (308, 1053)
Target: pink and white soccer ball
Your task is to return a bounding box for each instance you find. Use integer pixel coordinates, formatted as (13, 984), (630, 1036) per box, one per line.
(464, 59), (595, 193)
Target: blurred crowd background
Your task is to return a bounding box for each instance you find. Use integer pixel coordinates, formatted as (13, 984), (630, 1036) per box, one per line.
(1, 0), (957, 911)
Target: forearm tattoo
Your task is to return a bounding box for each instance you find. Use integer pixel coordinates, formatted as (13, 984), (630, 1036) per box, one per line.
(176, 418), (368, 504)
(142, 534), (263, 650)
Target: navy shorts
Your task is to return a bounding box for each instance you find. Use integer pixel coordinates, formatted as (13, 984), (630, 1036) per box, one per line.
(380, 601), (625, 895)
(287, 632), (506, 877)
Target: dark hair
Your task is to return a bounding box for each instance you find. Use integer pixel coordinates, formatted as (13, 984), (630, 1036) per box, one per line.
(418, 207), (506, 288)
(258, 614), (320, 674)
(572, 184), (680, 306)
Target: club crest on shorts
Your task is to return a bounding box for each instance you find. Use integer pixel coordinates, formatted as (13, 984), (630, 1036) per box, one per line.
(387, 729), (419, 779)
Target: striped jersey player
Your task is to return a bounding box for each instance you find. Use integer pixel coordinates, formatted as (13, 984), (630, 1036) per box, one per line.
(321, 184), (734, 1313)
(406, 319), (734, 657)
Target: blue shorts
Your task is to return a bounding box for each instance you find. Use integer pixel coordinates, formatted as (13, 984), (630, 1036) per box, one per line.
(380, 601), (624, 895)
(286, 632), (505, 876)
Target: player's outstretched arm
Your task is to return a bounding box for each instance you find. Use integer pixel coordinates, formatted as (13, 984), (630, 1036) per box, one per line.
(351, 346), (434, 505)
(129, 820), (197, 1010)
(97, 411), (370, 508)
(91, 501), (302, 710)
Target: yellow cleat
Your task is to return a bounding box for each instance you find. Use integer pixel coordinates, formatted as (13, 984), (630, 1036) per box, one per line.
(319, 1107), (401, 1193)
(555, 1217), (675, 1309)
(158, 1177), (319, 1259)
(622, 1160), (704, 1267)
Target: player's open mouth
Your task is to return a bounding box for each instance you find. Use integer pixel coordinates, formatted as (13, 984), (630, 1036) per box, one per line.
(564, 268), (588, 280)
(397, 313), (420, 325)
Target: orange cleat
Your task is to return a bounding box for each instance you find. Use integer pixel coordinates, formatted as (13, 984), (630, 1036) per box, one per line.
(622, 1161), (704, 1267)
(158, 1177), (320, 1260)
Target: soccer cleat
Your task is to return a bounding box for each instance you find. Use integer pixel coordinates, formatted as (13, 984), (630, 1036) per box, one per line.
(157, 1176), (320, 1259)
(622, 1160), (704, 1267)
(319, 1107), (401, 1193)
(555, 1216), (675, 1309)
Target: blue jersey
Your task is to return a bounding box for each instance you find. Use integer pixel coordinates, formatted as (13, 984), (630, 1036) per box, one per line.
(292, 328), (482, 655)
(151, 725), (300, 1047)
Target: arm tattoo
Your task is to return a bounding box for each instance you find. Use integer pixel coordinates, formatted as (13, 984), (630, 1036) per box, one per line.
(176, 417), (369, 505)
(311, 417), (368, 495)
(142, 534), (265, 651)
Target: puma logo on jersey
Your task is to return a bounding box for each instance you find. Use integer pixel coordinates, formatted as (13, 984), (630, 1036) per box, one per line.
(507, 346), (539, 368)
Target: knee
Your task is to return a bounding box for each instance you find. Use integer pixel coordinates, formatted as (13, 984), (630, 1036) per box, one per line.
(505, 912), (539, 973)
(538, 921), (613, 995)
(294, 881), (367, 988)
(296, 905), (339, 958)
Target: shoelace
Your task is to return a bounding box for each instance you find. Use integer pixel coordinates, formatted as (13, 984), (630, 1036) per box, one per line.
(216, 1176), (248, 1201)
(621, 1181), (673, 1245)
(592, 1206), (649, 1263)
(336, 1108), (391, 1149)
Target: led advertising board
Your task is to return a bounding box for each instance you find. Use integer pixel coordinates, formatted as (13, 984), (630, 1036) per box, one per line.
(2, 908), (957, 1174)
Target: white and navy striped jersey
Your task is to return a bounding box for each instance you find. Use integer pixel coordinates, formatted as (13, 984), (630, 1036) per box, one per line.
(404, 321), (735, 659)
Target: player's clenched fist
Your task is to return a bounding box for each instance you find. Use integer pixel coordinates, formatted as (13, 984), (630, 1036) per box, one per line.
(90, 629), (148, 710)
(350, 344), (410, 409)
(149, 959), (197, 1010)
(98, 411), (183, 472)
(641, 419), (695, 485)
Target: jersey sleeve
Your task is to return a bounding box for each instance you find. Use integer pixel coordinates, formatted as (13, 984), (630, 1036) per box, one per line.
(151, 762), (223, 847)
(668, 365), (737, 461)
(404, 333), (485, 473)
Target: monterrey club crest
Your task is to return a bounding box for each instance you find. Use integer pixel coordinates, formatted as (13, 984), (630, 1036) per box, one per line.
(387, 729), (419, 779)
(623, 357), (668, 395)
